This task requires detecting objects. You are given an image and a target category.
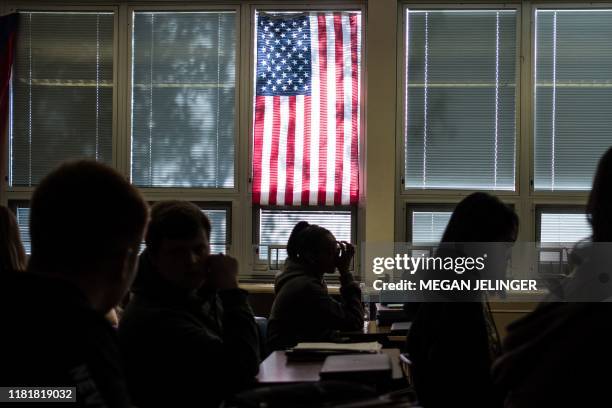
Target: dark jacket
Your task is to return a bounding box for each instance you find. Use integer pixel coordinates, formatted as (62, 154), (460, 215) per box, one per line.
(267, 259), (364, 351)
(0, 272), (131, 408)
(493, 302), (612, 407)
(406, 302), (503, 408)
(118, 252), (259, 408)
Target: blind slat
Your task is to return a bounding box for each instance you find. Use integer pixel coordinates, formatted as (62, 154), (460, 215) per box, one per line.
(259, 209), (352, 261)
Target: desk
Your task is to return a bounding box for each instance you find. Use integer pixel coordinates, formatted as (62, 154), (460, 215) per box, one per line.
(257, 349), (404, 384)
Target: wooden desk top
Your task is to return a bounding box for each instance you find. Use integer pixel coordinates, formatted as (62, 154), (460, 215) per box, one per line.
(257, 348), (404, 384)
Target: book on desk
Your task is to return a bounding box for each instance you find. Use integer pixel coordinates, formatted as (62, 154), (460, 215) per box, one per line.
(286, 342), (383, 361)
(319, 353), (392, 382)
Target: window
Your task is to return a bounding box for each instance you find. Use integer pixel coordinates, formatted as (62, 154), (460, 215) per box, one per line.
(256, 208), (353, 266)
(250, 9), (363, 272)
(534, 9), (612, 191)
(537, 208), (590, 265)
(404, 9), (517, 190)
(8, 202), (31, 255)
(407, 207), (452, 244)
(10, 11), (114, 186)
(538, 209), (590, 245)
(13, 203), (230, 257)
(130, 11), (236, 188)
(203, 207), (230, 254)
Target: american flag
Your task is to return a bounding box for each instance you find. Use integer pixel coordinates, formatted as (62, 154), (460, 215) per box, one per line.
(252, 12), (361, 206)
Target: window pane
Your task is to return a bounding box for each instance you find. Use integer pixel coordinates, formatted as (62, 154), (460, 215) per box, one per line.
(10, 12), (114, 186)
(539, 212), (590, 244)
(204, 208), (228, 254)
(405, 10), (517, 190)
(131, 11), (236, 188)
(14, 206), (31, 255)
(411, 211), (452, 244)
(259, 209), (352, 261)
(535, 10), (612, 191)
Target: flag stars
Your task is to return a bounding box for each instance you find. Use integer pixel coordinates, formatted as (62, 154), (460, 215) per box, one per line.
(256, 16), (312, 96)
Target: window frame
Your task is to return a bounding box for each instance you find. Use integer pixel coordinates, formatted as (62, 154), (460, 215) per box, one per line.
(3, 4), (121, 194)
(126, 5), (241, 193)
(398, 3), (523, 196)
(395, 2), (599, 246)
(245, 3), (366, 281)
(251, 204), (358, 276)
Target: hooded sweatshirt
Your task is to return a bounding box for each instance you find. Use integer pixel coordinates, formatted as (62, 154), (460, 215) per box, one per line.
(492, 301), (612, 407)
(1, 271), (131, 408)
(266, 259), (364, 351)
(118, 251), (259, 408)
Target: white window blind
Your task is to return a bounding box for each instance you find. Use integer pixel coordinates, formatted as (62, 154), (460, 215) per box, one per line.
(404, 10), (517, 190)
(411, 210), (452, 244)
(258, 209), (352, 262)
(10, 11), (114, 186)
(534, 10), (612, 191)
(539, 212), (591, 244)
(204, 208), (228, 254)
(15, 206), (31, 255)
(131, 11), (236, 188)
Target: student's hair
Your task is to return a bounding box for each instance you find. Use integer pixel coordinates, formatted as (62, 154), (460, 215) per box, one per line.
(145, 201), (211, 254)
(286, 221), (334, 264)
(587, 147), (612, 242)
(28, 160), (148, 275)
(0, 206), (27, 274)
(441, 192), (518, 243)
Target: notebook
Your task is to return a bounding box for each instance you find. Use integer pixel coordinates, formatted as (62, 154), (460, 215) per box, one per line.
(286, 342), (383, 361)
(319, 353), (392, 382)
(390, 321), (412, 334)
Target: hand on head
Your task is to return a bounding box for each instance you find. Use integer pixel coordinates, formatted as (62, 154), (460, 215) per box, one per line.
(335, 241), (355, 275)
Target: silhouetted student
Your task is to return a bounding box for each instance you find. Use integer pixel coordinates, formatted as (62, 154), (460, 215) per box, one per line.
(0, 205), (27, 274)
(267, 221), (364, 351)
(119, 201), (259, 408)
(494, 147), (612, 408)
(406, 192), (517, 408)
(0, 161), (148, 407)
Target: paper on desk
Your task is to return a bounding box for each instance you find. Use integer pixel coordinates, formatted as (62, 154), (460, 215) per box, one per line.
(293, 342), (383, 353)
